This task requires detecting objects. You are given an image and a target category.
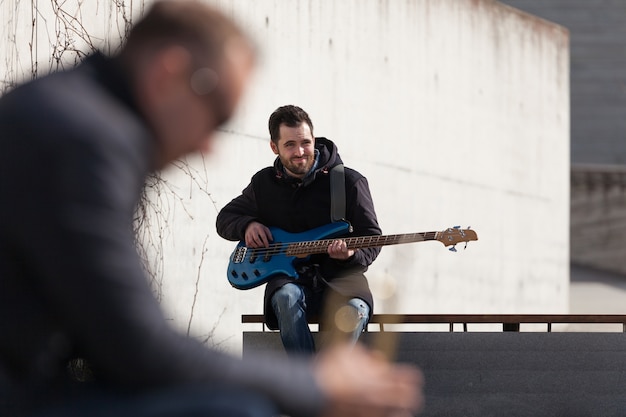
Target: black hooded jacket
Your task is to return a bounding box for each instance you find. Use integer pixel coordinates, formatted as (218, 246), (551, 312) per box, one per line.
(216, 137), (382, 328)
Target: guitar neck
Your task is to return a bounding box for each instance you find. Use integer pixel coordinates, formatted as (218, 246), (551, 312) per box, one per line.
(286, 232), (438, 256)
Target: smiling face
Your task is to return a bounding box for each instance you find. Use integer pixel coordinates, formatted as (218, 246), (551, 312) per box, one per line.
(270, 122), (316, 179)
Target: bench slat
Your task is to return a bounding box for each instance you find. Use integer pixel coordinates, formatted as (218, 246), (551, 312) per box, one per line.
(242, 313), (626, 324)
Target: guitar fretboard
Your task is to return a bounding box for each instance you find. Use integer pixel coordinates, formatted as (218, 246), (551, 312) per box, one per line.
(285, 232), (438, 256)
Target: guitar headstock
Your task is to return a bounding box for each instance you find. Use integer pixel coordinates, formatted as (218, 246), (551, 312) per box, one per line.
(436, 226), (478, 251)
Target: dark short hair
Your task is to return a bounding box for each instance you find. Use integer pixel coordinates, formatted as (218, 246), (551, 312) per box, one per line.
(124, 0), (246, 64)
(121, 1), (254, 126)
(268, 105), (314, 143)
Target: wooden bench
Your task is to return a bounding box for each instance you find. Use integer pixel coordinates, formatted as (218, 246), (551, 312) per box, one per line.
(242, 313), (626, 332)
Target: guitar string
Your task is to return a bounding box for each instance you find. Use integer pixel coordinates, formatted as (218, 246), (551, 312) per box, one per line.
(238, 232), (448, 256)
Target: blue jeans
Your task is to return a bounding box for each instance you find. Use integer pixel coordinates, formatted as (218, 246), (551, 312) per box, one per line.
(270, 283), (370, 356)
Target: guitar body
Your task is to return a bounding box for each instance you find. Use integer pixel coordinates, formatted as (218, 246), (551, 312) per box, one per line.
(227, 221), (352, 290)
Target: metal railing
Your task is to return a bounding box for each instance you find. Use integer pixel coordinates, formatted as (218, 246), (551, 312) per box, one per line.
(242, 314), (626, 332)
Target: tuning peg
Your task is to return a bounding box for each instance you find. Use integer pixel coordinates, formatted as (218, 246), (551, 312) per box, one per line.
(453, 225), (460, 229)
(449, 245), (457, 252)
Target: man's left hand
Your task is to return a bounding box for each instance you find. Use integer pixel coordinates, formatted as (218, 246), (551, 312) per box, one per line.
(327, 239), (354, 260)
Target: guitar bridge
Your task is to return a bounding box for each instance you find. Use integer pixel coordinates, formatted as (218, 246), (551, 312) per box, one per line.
(232, 246), (247, 264)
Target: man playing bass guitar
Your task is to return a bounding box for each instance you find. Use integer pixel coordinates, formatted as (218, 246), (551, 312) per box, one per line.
(216, 105), (382, 356)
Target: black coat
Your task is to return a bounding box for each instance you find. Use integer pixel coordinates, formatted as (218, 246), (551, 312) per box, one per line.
(216, 138), (382, 329)
(0, 53), (324, 417)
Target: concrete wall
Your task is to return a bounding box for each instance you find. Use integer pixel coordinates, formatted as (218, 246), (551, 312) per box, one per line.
(1, 0), (570, 354)
(499, 0), (626, 165)
(571, 164), (626, 275)
(0, 1), (145, 89)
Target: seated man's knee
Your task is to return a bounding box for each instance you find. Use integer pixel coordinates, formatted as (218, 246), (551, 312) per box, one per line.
(333, 298), (370, 334)
(271, 283), (304, 311)
(348, 298), (370, 323)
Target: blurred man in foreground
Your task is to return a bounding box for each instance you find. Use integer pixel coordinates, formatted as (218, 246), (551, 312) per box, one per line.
(0, 1), (423, 416)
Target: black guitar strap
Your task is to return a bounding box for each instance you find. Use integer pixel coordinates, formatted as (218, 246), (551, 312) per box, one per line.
(330, 164), (346, 222)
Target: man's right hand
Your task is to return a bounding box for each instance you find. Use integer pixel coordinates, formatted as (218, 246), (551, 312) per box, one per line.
(314, 343), (424, 417)
(244, 221), (273, 248)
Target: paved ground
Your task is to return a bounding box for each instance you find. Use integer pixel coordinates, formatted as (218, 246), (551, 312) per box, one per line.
(566, 264), (626, 332)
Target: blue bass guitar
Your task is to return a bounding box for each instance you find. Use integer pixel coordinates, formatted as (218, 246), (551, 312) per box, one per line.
(227, 221), (477, 290)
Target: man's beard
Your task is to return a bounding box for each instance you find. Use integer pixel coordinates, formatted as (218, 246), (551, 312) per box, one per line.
(282, 155), (314, 177)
